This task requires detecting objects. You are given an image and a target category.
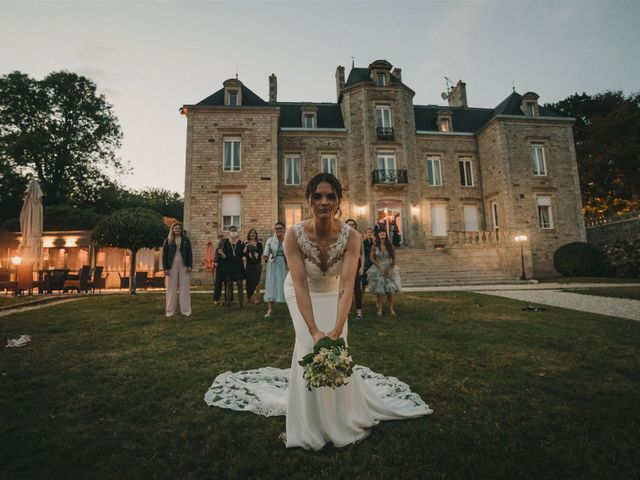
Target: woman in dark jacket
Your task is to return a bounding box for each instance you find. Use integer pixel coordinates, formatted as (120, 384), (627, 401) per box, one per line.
(222, 225), (246, 307)
(162, 221), (193, 317)
(244, 228), (263, 304)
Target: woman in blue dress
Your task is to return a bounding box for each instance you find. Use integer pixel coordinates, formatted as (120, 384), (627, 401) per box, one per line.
(366, 229), (401, 317)
(262, 222), (288, 317)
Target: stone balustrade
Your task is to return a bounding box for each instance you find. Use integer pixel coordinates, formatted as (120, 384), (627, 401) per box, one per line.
(447, 230), (530, 245)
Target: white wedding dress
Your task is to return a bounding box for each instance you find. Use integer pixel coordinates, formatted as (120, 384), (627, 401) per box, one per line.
(205, 222), (432, 450)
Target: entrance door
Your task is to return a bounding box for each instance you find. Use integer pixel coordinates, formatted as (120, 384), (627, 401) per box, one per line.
(376, 200), (403, 245)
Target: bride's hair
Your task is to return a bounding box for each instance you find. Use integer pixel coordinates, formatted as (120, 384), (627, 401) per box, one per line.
(305, 173), (343, 201)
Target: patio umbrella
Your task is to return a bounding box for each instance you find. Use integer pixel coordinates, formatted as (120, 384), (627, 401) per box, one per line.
(19, 179), (44, 268)
(203, 240), (215, 272)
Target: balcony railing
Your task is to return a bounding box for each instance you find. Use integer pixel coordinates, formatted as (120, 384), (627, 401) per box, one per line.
(376, 126), (394, 140)
(372, 169), (408, 184)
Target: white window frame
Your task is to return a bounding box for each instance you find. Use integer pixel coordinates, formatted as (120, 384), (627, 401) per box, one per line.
(537, 195), (554, 229)
(321, 155), (337, 176)
(376, 151), (396, 172)
(426, 156), (443, 186)
(303, 113), (316, 128)
(526, 101), (537, 116)
(463, 204), (479, 232)
(227, 90), (239, 106)
(223, 137), (241, 172)
(531, 144), (547, 176)
(376, 73), (386, 86)
(284, 155), (302, 186)
(221, 193), (241, 231)
(459, 157), (474, 187)
(375, 106), (392, 128)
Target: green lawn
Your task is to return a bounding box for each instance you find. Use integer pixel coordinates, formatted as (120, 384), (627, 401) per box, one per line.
(1, 292), (639, 480)
(0, 295), (37, 307)
(564, 286), (640, 301)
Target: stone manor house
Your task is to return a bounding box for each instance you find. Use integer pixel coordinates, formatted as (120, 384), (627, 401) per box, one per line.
(181, 60), (586, 284)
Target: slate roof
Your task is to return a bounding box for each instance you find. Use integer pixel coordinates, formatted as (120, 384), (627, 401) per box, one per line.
(344, 67), (403, 88)
(195, 84), (268, 107)
(190, 79), (563, 132)
(414, 91), (563, 133)
(278, 103), (344, 129)
(414, 106), (494, 133)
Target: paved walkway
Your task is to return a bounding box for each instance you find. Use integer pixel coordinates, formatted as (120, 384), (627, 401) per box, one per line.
(472, 289), (640, 321)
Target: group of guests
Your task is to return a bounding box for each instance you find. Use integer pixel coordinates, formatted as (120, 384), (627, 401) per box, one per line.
(161, 218), (401, 319)
(212, 222), (288, 318)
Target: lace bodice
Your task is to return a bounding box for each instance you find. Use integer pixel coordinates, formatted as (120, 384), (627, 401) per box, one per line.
(293, 222), (352, 279)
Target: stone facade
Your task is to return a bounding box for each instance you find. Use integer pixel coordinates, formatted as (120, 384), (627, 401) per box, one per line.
(182, 60), (585, 283)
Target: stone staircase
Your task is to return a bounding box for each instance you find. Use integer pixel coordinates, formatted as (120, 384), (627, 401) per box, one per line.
(393, 249), (519, 287)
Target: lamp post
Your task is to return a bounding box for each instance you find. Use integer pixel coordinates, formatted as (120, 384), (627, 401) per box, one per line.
(514, 235), (528, 280)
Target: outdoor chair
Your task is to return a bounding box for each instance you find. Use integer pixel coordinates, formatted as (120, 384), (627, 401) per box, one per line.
(63, 266), (92, 293)
(45, 269), (69, 293)
(13, 264), (35, 296)
(0, 268), (13, 293)
(135, 271), (148, 290)
(151, 273), (165, 289)
(87, 266), (104, 292)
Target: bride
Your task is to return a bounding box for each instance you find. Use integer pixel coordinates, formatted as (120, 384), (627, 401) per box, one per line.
(205, 173), (432, 450)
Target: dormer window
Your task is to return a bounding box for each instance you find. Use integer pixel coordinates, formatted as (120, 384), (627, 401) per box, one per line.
(223, 79), (243, 106)
(376, 73), (386, 86)
(436, 109), (453, 133)
(301, 106), (317, 128)
(227, 90), (239, 106)
(521, 92), (540, 116)
(303, 114), (316, 128)
(439, 118), (451, 132)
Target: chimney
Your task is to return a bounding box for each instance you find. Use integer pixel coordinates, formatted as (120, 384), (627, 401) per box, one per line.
(335, 66), (345, 100)
(268, 74), (277, 103)
(392, 67), (402, 82)
(447, 80), (468, 108)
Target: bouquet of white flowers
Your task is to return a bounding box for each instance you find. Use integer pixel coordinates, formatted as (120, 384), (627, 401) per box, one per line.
(298, 337), (354, 391)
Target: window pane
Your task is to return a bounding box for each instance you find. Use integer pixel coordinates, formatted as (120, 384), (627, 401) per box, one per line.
(285, 158), (292, 185)
(492, 202), (499, 229)
(294, 158), (301, 184)
(233, 142), (241, 170)
(539, 206), (551, 228)
(459, 161), (465, 185)
(434, 160), (442, 185)
(224, 142), (231, 170)
(465, 161), (473, 185)
(384, 108), (391, 126)
(427, 160), (434, 185)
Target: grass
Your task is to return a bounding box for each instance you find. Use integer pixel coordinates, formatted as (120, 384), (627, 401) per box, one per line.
(563, 286), (640, 301)
(538, 276), (640, 284)
(0, 295), (38, 307)
(1, 292), (639, 480)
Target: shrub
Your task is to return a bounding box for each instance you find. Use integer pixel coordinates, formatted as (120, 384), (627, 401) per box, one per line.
(603, 236), (640, 278)
(553, 242), (606, 277)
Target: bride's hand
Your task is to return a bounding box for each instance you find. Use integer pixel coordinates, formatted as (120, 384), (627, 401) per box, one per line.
(311, 329), (325, 344)
(327, 329), (342, 340)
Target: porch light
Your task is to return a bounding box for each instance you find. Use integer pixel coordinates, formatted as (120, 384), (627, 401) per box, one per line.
(11, 256), (22, 266)
(411, 205), (420, 216)
(355, 205), (368, 216)
(514, 235), (528, 242)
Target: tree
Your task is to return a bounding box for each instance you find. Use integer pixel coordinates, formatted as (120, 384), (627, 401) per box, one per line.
(545, 91), (640, 221)
(2, 204), (104, 232)
(0, 70), (125, 207)
(92, 208), (167, 294)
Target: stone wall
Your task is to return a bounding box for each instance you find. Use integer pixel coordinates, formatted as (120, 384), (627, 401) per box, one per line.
(478, 117), (585, 277)
(183, 107), (279, 283)
(586, 215), (640, 249)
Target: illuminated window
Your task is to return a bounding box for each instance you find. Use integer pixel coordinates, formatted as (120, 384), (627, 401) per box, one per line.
(537, 196), (553, 229)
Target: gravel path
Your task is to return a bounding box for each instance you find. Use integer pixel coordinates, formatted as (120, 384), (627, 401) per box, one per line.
(475, 289), (640, 321)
